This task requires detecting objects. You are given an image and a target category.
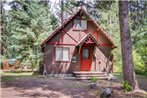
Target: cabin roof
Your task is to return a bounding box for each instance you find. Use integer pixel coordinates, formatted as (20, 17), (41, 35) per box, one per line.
(41, 7), (116, 48)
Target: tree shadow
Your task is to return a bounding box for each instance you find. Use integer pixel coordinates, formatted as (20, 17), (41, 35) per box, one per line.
(1, 76), (96, 98)
(1, 74), (147, 98)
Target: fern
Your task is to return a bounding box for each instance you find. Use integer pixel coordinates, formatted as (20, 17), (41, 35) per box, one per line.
(123, 81), (132, 92)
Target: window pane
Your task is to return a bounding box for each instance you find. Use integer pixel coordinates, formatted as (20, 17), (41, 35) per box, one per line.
(82, 49), (89, 59)
(81, 20), (87, 30)
(63, 48), (69, 61)
(73, 20), (81, 30)
(56, 48), (62, 61)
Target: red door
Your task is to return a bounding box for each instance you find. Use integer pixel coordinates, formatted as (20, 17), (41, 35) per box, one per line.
(80, 46), (92, 71)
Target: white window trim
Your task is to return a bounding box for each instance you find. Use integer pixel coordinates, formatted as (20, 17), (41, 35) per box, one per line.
(55, 47), (70, 61)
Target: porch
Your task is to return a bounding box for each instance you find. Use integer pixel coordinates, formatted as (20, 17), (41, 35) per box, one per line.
(73, 71), (108, 80)
(73, 34), (110, 80)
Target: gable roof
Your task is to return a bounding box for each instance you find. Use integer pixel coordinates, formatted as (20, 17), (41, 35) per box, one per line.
(76, 34), (99, 46)
(41, 7), (116, 48)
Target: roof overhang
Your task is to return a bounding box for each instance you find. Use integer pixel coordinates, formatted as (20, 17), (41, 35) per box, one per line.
(76, 34), (99, 46)
(41, 7), (117, 48)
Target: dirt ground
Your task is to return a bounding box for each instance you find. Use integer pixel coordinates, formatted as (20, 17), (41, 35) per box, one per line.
(1, 74), (147, 98)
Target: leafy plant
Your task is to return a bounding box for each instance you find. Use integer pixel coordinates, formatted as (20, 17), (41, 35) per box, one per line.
(91, 76), (98, 83)
(123, 81), (132, 92)
(133, 50), (146, 75)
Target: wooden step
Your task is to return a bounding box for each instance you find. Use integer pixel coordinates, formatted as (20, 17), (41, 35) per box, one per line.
(76, 76), (108, 80)
(76, 75), (108, 79)
(73, 71), (108, 80)
(76, 74), (107, 77)
(73, 71), (105, 74)
(75, 74), (108, 79)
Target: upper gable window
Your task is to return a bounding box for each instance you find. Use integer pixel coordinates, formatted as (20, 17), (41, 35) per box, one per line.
(73, 19), (87, 30)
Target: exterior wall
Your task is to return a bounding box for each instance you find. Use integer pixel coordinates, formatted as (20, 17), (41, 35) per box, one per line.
(95, 47), (112, 72)
(44, 45), (112, 73)
(43, 12), (114, 74)
(44, 44), (81, 74)
(50, 32), (61, 43)
(90, 46), (112, 72)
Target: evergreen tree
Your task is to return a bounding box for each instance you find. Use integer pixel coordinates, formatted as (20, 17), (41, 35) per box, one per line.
(119, 0), (139, 90)
(1, 0), (8, 59)
(1, 0), (146, 75)
(7, 0), (52, 71)
(129, 1), (147, 74)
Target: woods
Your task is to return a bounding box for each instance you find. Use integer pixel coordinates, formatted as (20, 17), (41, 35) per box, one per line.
(1, 0), (54, 71)
(1, 0), (147, 93)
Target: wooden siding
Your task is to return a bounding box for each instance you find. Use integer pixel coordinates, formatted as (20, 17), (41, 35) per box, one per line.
(43, 10), (114, 74)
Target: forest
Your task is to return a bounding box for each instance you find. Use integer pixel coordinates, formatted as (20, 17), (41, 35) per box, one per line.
(0, 0), (147, 96)
(1, 0), (146, 75)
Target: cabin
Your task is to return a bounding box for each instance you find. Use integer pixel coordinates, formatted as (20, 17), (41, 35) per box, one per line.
(41, 8), (116, 79)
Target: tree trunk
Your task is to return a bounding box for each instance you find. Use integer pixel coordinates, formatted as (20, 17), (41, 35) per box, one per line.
(1, 1), (7, 56)
(0, 1), (4, 55)
(31, 61), (34, 72)
(118, 1), (139, 90)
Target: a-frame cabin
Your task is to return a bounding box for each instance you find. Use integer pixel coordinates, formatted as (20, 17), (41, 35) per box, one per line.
(41, 8), (116, 79)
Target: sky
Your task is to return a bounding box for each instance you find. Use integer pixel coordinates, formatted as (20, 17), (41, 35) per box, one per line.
(3, 0), (93, 13)
(3, 0), (13, 10)
(3, 0), (58, 10)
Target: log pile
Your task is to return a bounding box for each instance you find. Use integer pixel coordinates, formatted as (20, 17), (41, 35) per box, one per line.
(2, 60), (20, 70)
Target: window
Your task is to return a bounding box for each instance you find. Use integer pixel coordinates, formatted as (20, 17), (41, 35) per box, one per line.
(73, 19), (87, 30)
(55, 47), (70, 61)
(82, 48), (89, 59)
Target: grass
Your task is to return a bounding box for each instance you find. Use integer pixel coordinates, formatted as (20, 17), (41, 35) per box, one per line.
(1, 71), (33, 76)
(1, 76), (18, 82)
(1, 70), (40, 76)
(114, 72), (147, 82)
(114, 71), (147, 78)
(1, 71), (39, 82)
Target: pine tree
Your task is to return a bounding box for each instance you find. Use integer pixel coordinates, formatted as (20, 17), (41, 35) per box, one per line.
(130, 1), (147, 74)
(0, 0), (11, 65)
(119, 0), (139, 90)
(7, 0), (52, 71)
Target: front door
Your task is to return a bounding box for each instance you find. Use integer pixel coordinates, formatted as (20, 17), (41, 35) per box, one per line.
(80, 46), (92, 71)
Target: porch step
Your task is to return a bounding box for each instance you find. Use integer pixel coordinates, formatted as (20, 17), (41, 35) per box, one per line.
(76, 74), (107, 77)
(73, 71), (105, 74)
(76, 76), (108, 80)
(73, 71), (108, 80)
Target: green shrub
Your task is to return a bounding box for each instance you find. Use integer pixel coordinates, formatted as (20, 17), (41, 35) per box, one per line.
(114, 65), (122, 73)
(91, 76), (98, 83)
(123, 81), (132, 92)
(133, 50), (146, 75)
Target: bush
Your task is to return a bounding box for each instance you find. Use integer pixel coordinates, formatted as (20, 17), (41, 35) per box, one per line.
(133, 50), (146, 75)
(91, 76), (98, 83)
(123, 81), (132, 92)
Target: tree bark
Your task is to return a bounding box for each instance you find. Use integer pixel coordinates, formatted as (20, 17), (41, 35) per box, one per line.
(118, 1), (139, 90)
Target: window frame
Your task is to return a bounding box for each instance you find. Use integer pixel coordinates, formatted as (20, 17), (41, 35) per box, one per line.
(55, 47), (70, 62)
(82, 48), (90, 59)
(73, 19), (87, 31)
